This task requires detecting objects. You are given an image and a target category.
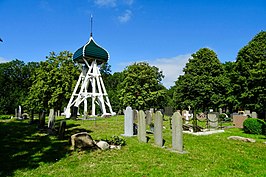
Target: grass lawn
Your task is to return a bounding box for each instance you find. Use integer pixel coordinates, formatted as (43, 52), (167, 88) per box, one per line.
(0, 115), (265, 177)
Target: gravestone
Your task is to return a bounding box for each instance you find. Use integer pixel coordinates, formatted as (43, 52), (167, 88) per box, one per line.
(245, 110), (251, 117)
(58, 120), (66, 139)
(164, 107), (173, 116)
(207, 112), (219, 129)
(39, 110), (46, 129)
(145, 110), (152, 125)
(172, 112), (183, 152)
(182, 110), (191, 124)
(154, 111), (163, 147)
(138, 110), (147, 143)
(15, 108), (18, 118)
(219, 108), (222, 114)
(233, 115), (247, 128)
(133, 109), (138, 122)
(123, 106), (134, 137)
(48, 108), (55, 129)
(18, 105), (22, 118)
(251, 112), (257, 118)
(150, 108), (154, 114)
(71, 106), (78, 119)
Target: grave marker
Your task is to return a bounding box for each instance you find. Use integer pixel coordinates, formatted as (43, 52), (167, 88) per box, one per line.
(207, 112), (219, 129)
(172, 112), (184, 152)
(154, 111), (163, 147)
(48, 108), (55, 129)
(123, 106), (134, 137)
(138, 110), (147, 143)
(251, 112), (257, 118)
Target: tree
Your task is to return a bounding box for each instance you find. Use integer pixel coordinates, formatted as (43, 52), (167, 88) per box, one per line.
(0, 59), (38, 114)
(233, 31), (266, 115)
(118, 62), (167, 110)
(23, 51), (79, 112)
(173, 48), (226, 111)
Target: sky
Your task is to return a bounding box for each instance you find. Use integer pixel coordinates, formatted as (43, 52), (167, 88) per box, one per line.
(0, 0), (265, 88)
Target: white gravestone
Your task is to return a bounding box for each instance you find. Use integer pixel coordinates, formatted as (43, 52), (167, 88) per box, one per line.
(123, 106), (134, 137)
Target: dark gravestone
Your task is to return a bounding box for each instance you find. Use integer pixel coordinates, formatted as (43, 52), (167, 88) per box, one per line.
(39, 110), (46, 129)
(58, 120), (66, 139)
(164, 107), (173, 116)
(71, 106), (78, 119)
(29, 110), (34, 124)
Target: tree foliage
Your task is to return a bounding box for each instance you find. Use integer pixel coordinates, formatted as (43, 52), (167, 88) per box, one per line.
(173, 48), (226, 111)
(23, 51), (79, 112)
(118, 62), (167, 110)
(232, 31), (266, 113)
(0, 60), (38, 114)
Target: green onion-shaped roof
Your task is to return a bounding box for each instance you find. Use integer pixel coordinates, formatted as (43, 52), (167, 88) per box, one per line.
(73, 37), (109, 64)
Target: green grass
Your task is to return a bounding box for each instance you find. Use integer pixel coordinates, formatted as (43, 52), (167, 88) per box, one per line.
(0, 116), (265, 177)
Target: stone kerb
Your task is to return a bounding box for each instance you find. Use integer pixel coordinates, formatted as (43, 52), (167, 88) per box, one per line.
(138, 110), (147, 143)
(154, 111), (163, 147)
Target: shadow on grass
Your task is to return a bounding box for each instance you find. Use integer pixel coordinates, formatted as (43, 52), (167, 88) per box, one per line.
(0, 120), (71, 177)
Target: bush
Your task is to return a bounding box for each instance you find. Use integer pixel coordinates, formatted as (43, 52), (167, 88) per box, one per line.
(243, 118), (266, 135)
(0, 115), (11, 119)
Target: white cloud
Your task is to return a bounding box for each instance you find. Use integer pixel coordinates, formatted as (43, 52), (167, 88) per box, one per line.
(94, 0), (117, 7)
(149, 54), (191, 88)
(0, 57), (10, 63)
(118, 10), (132, 23)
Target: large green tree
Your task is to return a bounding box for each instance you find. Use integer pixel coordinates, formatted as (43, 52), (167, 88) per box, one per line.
(0, 60), (38, 114)
(233, 31), (266, 114)
(173, 48), (226, 111)
(23, 51), (79, 112)
(118, 62), (167, 110)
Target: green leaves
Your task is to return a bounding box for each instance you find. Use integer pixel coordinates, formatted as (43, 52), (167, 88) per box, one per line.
(118, 62), (167, 110)
(24, 51), (79, 112)
(174, 48), (226, 111)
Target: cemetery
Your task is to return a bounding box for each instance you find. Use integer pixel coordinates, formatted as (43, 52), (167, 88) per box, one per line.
(0, 12), (266, 177)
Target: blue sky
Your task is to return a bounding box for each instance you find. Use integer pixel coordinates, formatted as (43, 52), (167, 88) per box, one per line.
(0, 0), (265, 88)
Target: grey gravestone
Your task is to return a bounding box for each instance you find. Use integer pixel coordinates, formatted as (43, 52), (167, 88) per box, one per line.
(18, 105), (22, 118)
(245, 110), (251, 117)
(172, 112), (183, 152)
(208, 112), (219, 129)
(39, 110), (46, 129)
(123, 106), (134, 137)
(138, 110), (147, 143)
(150, 108), (154, 114)
(58, 120), (66, 139)
(48, 108), (55, 129)
(251, 112), (257, 118)
(219, 108), (222, 114)
(154, 111), (163, 147)
(145, 110), (152, 125)
(164, 107), (173, 116)
(15, 108), (18, 118)
(133, 109), (138, 122)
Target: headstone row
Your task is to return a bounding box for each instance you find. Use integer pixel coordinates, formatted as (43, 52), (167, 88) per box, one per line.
(123, 106), (184, 153)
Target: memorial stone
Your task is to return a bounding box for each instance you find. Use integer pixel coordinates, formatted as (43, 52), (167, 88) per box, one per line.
(172, 112), (183, 152)
(154, 111), (163, 147)
(138, 110), (147, 143)
(123, 106), (134, 137)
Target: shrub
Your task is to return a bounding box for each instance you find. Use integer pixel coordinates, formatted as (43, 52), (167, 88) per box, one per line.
(243, 118), (266, 135)
(0, 115), (11, 119)
(101, 136), (126, 146)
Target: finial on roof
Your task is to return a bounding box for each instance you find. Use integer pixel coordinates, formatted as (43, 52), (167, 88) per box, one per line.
(90, 14), (93, 37)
